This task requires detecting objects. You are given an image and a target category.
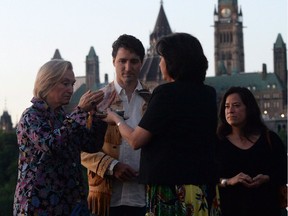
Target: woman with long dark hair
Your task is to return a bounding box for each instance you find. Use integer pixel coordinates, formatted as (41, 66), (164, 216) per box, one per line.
(216, 86), (287, 216)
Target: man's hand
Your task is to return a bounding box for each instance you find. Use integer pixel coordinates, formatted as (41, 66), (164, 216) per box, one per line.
(113, 162), (139, 182)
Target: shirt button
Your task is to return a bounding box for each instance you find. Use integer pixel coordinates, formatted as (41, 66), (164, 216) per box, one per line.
(72, 163), (76, 167)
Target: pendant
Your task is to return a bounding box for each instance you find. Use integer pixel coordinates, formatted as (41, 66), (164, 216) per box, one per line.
(145, 212), (155, 216)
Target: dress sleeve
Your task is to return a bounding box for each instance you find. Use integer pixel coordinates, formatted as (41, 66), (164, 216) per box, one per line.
(18, 107), (106, 154)
(138, 85), (171, 134)
(81, 115), (108, 153)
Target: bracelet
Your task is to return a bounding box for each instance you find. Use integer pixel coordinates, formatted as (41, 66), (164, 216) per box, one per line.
(221, 179), (228, 186)
(117, 120), (123, 127)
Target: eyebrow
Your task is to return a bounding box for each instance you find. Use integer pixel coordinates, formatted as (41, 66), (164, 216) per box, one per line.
(61, 78), (76, 83)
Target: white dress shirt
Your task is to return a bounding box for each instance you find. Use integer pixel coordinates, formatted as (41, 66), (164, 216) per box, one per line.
(110, 80), (146, 207)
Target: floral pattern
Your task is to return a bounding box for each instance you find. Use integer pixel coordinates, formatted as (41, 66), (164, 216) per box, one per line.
(145, 184), (222, 216)
(13, 97), (106, 216)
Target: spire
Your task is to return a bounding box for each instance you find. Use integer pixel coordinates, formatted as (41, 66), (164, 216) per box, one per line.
(238, 6), (243, 22)
(274, 33), (285, 48)
(51, 49), (62, 60)
(87, 46), (97, 59)
(140, 1), (172, 83)
(148, 1), (172, 55)
(152, 2), (172, 38)
(4, 98), (7, 111)
(86, 46), (100, 89)
(214, 5), (219, 21)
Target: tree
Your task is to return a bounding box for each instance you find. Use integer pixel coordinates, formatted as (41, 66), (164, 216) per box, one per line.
(0, 131), (18, 215)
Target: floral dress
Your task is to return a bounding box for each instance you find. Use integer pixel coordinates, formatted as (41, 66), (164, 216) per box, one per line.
(145, 184), (222, 216)
(13, 97), (107, 216)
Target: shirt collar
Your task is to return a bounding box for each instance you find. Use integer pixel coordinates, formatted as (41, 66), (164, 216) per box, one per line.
(114, 80), (143, 95)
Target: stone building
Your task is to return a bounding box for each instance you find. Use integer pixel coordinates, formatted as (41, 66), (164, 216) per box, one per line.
(139, 0), (287, 133)
(213, 0), (245, 76)
(44, 0), (287, 133)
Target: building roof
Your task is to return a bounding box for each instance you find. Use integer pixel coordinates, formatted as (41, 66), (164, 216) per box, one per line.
(140, 56), (161, 81)
(205, 72), (284, 94)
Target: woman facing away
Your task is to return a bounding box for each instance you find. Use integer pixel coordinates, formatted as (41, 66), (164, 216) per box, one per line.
(216, 86), (287, 216)
(104, 32), (219, 216)
(13, 59), (107, 215)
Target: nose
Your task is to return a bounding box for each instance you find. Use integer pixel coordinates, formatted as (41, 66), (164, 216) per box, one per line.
(125, 61), (132, 71)
(68, 84), (74, 94)
(227, 106), (235, 113)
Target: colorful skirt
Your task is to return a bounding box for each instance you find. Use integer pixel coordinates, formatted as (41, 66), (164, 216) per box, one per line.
(145, 184), (221, 216)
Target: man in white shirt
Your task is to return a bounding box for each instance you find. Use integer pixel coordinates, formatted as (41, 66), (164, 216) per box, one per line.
(81, 34), (150, 216)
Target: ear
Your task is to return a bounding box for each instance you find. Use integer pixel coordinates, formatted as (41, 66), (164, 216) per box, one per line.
(113, 58), (115, 66)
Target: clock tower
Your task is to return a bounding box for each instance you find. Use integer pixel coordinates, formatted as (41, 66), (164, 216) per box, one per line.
(214, 0), (245, 76)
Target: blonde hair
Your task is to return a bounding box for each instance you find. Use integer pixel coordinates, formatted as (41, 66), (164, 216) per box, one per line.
(33, 59), (73, 99)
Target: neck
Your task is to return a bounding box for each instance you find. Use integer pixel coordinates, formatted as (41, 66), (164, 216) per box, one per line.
(118, 80), (138, 101)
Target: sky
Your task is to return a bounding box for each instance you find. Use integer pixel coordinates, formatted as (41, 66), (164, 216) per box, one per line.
(0, 0), (287, 126)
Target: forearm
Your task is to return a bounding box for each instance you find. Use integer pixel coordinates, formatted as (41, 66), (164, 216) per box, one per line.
(106, 109), (151, 149)
(81, 151), (115, 177)
(116, 119), (136, 147)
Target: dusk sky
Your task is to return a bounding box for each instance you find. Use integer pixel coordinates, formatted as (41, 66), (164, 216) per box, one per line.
(0, 0), (287, 126)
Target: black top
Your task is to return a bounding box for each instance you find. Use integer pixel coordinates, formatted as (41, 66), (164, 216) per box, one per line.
(138, 81), (218, 185)
(216, 131), (287, 216)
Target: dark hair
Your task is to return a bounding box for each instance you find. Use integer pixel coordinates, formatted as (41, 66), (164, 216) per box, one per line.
(112, 34), (145, 62)
(217, 86), (267, 139)
(156, 32), (208, 83)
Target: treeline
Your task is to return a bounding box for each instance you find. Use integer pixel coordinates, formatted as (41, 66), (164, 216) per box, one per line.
(0, 131), (89, 215)
(0, 131), (18, 215)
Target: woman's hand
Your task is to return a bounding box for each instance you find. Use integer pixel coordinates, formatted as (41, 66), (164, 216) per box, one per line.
(97, 90), (117, 112)
(227, 172), (253, 187)
(103, 108), (123, 125)
(78, 90), (104, 112)
(225, 173), (269, 188)
(249, 174), (270, 188)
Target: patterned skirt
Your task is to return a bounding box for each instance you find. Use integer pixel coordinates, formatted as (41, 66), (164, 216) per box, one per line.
(145, 184), (221, 216)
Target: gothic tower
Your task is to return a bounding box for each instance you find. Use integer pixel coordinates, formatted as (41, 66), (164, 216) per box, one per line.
(0, 110), (13, 132)
(86, 46), (100, 90)
(147, 0), (172, 56)
(274, 33), (287, 106)
(274, 34), (287, 88)
(214, 0), (245, 76)
(140, 1), (172, 88)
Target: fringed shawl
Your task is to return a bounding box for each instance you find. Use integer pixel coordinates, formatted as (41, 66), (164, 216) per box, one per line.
(85, 81), (151, 216)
